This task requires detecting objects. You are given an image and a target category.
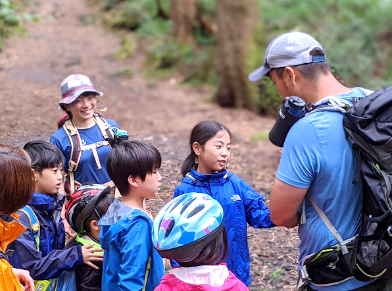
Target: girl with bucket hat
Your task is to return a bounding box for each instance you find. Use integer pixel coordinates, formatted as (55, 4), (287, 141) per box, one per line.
(50, 74), (122, 195)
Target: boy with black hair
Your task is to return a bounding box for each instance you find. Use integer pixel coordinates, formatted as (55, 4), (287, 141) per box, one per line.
(7, 140), (103, 287)
(99, 140), (164, 291)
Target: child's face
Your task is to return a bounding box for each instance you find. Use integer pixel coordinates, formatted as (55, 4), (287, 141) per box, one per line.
(137, 169), (162, 199)
(34, 164), (63, 195)
(195, 130), (231, 174)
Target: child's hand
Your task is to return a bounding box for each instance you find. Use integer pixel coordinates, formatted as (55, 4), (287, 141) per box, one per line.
(81, 244), (104, 270)
(63, 218), (76, 240)
(12, 268), (35, 291)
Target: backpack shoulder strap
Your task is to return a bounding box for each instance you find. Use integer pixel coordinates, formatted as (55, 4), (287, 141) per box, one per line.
(306, 96), (353, 116)
(93, 113), (114, 143)
(62, 115), (114, 194)
(63, 119), (82, 194)
(63, 119), (82, 173)
(19, 205), (40, 250)
(143, 257), (151, 291)
(356, 87), (373, 96)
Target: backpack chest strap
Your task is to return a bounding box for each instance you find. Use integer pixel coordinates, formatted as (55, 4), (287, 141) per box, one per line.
(80, 140), (111, 169)
(63, 116), (113, 173)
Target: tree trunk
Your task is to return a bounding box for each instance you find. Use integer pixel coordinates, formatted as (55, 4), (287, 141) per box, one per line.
(169, 0), (197, 44)
(215, 0), (259, 108)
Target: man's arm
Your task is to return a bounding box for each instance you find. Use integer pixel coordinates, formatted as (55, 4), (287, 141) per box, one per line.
(270, 178), (308, 228)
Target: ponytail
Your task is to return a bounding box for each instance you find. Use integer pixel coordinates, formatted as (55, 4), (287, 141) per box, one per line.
(181, 153), (196, 177)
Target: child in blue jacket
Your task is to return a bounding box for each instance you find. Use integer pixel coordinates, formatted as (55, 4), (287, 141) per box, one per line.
(173, 120), (275, 286)
(99, 140), (164, 291)
(7, 140), (103, 286)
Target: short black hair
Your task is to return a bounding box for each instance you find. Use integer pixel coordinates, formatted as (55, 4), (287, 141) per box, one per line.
(23, 140), (63, 174)
(107, 140), (161, 195)
(84, 191), (115, 233)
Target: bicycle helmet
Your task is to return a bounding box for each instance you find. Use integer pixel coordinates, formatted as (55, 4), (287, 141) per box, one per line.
(152, 192), (224, 262)
(65, 184), (112, 234)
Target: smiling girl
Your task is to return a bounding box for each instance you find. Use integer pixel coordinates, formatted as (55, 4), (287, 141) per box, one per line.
(50, 74), (120, 195)
(173, 120), (275, 286)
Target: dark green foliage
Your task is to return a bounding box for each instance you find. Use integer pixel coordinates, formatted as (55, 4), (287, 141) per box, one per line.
(103, 0), (125, 10)
(146, 37), (184, 69)
(254, 78), (281, 115)
(259, 0), (392, 90)
(95, 0), (392, 114)
(0, 0), (21, 51)
(181, 45), (217, 85)
(0, 1), (18, 25)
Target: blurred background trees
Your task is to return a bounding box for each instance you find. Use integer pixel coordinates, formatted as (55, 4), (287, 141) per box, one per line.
(0, 0), (39, 51)
(6, 0), (392, 115)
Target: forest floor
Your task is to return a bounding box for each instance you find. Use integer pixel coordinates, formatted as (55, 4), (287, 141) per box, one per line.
(0, 0), (300, 290)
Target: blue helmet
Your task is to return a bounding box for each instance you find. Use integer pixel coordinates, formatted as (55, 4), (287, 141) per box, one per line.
(152, 192), (224, 261)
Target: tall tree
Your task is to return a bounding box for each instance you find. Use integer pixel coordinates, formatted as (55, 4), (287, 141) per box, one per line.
(169, 0), (197, 44)
(215, 0), (259, 108)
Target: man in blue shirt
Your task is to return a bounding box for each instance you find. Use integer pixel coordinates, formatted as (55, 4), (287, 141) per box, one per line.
(248, 31), (392, 291)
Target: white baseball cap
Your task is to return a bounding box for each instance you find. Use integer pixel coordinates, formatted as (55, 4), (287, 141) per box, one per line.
(248, 31), (326, 82)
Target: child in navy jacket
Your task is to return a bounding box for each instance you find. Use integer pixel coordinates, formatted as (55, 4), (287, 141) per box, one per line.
(8, 140), (103, 285)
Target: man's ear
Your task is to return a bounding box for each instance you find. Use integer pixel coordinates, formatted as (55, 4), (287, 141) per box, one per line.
(127, 175), (139, 187)
(283, 66), (296, 87)
(192, 142), (202, 156)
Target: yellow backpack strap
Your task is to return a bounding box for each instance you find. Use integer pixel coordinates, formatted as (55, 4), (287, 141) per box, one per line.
(143, 257), (152, 291)
(19, 206), (54, 291)
(19, 205), (40, 251)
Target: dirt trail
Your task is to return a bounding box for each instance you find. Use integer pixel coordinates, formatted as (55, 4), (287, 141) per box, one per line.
(0, 1), (299, 290)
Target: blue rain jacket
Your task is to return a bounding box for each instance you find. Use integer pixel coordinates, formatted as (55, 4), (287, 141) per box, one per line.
(7, 192), (83, 280)
(99, 199), (164, 291)
(174, 169), (275, 286)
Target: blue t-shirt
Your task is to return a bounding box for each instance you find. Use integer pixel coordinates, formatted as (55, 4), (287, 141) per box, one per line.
(50, 118), (119, 186)
(276, 88), (372, 291)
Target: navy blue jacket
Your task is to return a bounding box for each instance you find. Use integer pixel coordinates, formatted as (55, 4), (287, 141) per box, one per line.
(174, 169), (275, 286)
(7, 192), (84, 280)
